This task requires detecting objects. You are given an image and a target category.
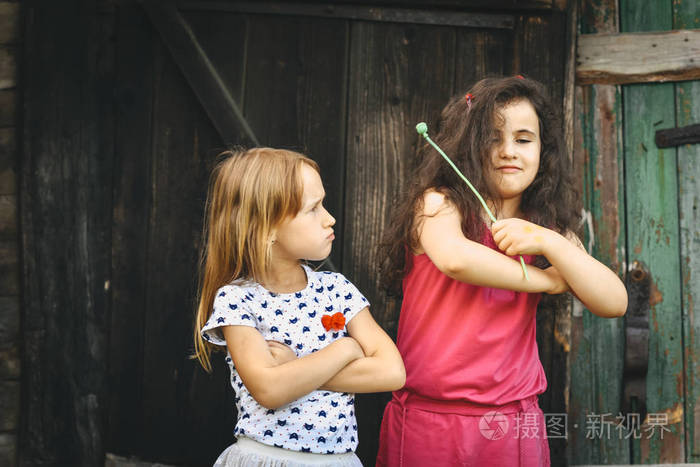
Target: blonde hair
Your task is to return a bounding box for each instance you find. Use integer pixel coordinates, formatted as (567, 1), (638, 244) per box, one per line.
(194, 147), (319, 371)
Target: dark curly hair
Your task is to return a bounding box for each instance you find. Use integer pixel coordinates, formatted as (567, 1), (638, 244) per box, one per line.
(380, 75), (580, 296)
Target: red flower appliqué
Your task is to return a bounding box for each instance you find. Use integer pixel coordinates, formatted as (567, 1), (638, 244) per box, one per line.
(321, 312), (345, 332)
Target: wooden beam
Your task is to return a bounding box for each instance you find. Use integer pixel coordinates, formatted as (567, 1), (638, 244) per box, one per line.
(576, 29), (700, 85)
(179, 1), (515, 29)
(142, 0), (259, 146)
(224, 0), (559, 11)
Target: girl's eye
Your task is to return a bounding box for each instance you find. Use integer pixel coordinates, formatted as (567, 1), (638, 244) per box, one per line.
(517, 139), (532, 144)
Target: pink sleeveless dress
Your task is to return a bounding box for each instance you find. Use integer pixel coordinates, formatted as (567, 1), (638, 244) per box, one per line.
(376, 232), (550, 466)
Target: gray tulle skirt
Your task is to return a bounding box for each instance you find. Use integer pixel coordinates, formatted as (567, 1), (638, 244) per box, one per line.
(213, 437), (363, 467)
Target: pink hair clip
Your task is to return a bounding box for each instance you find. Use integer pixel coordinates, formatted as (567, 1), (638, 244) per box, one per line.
(515, 74), (525, 80)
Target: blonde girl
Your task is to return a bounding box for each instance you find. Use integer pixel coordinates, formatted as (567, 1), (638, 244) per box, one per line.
(195, 148), (405, 467)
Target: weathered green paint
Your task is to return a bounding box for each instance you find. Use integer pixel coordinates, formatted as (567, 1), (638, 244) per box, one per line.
(621, 0), (684, 461)
(570, 0), (700, 463)
(569, 0), (627, 464)
(674, 1), (700, 461)
(678, 78), (700, 462)
(570, 83), (627, 465)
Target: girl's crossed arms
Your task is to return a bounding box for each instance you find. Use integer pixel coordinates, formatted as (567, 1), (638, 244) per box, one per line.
(223, 305), (404, 409)
(417, 192), (626, 318)
(491, 217), (627, 317)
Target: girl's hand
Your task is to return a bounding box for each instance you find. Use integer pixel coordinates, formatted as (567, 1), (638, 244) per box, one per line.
(491, 218), (554, 257)
(267, 340), (297, 366)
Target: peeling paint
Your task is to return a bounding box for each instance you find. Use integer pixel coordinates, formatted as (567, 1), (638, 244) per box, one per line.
(650, 280), (663, 307)
(642, 402), (685, 426)
(582, 208), (595, 253)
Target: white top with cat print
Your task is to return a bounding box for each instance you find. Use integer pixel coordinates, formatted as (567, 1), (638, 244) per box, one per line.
(201, 264), (369, 454)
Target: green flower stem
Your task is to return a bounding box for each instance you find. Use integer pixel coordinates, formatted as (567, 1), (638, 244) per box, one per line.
(416, 122), (529, 280)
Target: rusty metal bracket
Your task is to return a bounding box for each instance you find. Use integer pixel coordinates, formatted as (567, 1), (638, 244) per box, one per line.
(622, 260), (650, 420)
(655, 122), (700, 148)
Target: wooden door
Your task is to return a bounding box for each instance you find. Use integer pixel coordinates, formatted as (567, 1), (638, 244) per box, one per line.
(569, 0), (700, 464)
(20, 1), (569, 465)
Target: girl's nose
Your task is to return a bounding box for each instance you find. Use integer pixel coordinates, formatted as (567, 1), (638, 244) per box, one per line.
(501, 141), (517, 159)
(324, 207), (336, 227)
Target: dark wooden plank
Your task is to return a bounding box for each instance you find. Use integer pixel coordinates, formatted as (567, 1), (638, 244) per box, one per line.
(183, 10), (247, 117)
(182, 0), (559, 12)
(344, 20), (456, 465)
(107, 4), (154, 458)
(20, 0), (115, 465)
(138, 36), (228, 464)
(0, 381), (19, 431)
(0, 194), (16, 238)
(454, 28), (513, 92)
(0, 127), (16, 194)
(242, 14), (303, 147)
(563, 0), (577, 159)
(181, 1), (515, 29)
(0, 241), (18, 295)
(0, 45), (16, 89)
(243, 15), (348, 271)
(515, 13), (567, 103)
(0, 296), (19, 348)
(0, 245), (20, 296)
(621, 0), (684, 462)
(0, 345), (20, 381)
(143, 1), (258, 147)
(0, 434), (16, 467)
(0, 89), (16, 127)
(0, 2), (20, 45)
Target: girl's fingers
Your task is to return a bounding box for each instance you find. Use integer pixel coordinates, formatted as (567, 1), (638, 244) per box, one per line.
(492, 228), (506, 243)
(498, 237), (514, 253)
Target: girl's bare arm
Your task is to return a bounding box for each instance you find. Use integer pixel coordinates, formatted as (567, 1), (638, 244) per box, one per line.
(222, 325), (363, 409)
(491, 218), (627, 317)
(418, 191), (566, 294)
(318, 308), (405, 393)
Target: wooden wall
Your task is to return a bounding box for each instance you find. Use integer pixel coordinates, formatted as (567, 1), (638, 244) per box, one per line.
(0, 1), (20, 466)
(18, 1), (571, 465)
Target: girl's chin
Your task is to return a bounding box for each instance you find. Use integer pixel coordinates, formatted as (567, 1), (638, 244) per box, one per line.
(305, 250), (332, 262)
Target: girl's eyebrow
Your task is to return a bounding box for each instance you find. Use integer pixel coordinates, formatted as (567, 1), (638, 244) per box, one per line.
(305, 194), (325, 208)
(514, 129), (537, 136)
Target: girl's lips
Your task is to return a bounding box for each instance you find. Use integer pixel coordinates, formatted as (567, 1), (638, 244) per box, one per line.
(327, 233), (335, 240)
(497, 166), (521, 174)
